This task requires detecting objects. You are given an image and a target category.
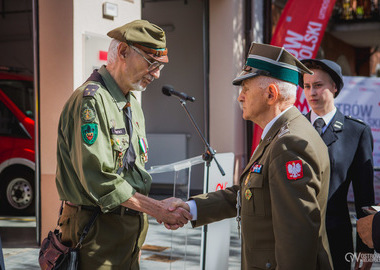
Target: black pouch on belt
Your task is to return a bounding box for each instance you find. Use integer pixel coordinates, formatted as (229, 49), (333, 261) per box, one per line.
(39, 202), (100, 270)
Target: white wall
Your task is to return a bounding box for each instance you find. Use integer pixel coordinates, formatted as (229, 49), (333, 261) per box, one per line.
(73, 0), (141, 89)
(209, 0), (246, 183)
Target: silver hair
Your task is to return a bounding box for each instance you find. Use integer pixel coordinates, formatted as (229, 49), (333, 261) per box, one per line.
(107, 39), (121, 65)
(258, 76), (297, 101)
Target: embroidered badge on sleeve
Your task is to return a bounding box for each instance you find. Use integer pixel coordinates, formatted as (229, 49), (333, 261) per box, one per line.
(81, 123), (98, 145)
(286, 160), (303, 180)
(81, 105), (96, 122)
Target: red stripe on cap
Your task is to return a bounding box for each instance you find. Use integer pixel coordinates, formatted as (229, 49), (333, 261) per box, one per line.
(133, 43), (167, 57)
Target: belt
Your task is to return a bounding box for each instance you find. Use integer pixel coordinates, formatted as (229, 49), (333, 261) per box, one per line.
(109, 206), (142, 216)
(64, 201), (141, 216)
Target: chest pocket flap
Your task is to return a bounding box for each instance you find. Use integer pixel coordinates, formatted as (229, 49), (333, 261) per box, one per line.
(111, 134), (130, 152)
(243, 174), (265, 216)
(247, 174), (263, 188)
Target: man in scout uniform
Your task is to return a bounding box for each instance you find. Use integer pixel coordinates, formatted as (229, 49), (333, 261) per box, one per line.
(55, 20), (191, 269)
(300, 59), (374, 269)
(167, 43), (333, 269)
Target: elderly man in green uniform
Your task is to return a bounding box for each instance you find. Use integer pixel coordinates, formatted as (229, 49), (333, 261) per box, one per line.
(166, 43), (333, 269)
(55, 20), (191, 269)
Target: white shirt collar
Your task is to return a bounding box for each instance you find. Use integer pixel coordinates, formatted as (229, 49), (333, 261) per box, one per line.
(261, 106), (293, 140)
(310, 107), (337, 132)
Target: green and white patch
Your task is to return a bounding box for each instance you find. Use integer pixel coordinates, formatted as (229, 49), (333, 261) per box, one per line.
(81, 123), (98, 145)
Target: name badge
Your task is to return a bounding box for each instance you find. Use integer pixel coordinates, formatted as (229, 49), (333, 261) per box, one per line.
(111, 127), (126, 135)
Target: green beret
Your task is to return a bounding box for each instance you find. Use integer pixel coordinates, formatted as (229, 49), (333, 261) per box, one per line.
(107, 20), (168, 62)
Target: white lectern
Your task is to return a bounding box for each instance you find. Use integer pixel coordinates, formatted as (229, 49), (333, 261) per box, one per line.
(142, 153), (234, 270)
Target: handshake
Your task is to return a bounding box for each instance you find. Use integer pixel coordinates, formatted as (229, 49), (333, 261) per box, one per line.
(121, 193), (193, 230)
(156, 197), (193, 230)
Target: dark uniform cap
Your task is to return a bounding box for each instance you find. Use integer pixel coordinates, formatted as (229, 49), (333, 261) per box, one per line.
(107, 19), (168, 63)
(232, 42), (313, 86)
(300, 59), (344, 97)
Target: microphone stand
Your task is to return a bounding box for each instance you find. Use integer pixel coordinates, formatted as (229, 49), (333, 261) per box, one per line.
(179, 99), (225, 176)
(178, 98), (225, 270)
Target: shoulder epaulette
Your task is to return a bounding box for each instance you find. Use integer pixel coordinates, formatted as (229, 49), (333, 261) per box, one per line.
(83, 84), (99, 98)
(345, 115), (366, 125)
(278, 123), (290, 138)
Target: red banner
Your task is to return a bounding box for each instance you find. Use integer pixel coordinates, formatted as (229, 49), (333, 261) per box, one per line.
(251, 0), (336, 154)
(271, 0), (336, 57)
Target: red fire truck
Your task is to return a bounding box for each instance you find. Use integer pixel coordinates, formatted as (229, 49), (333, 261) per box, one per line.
(0, 67), (35, 216)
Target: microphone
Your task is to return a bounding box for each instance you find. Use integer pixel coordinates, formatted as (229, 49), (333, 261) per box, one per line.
(162, 85), (195, 102)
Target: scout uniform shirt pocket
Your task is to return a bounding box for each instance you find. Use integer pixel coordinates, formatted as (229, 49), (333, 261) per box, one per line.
(242, 173), (265, 216)
(111, 133), (129, 170)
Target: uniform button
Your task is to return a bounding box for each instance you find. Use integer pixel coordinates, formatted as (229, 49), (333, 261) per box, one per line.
(265, 262), (271, 269)
(144, 179), (147, 183)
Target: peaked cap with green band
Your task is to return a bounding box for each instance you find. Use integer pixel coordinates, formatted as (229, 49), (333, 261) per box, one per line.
(107, 19), (168, 63)
(232, 43), (313, 86)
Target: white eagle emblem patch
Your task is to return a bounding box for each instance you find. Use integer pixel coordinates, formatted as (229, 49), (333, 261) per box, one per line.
(286, 160), (303, 180)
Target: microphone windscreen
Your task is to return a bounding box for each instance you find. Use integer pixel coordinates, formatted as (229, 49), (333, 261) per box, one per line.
(162, 85), (174, 96)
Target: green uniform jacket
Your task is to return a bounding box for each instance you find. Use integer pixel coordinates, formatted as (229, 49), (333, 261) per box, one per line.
(56, 66), (151, 213)
(191, 107), (333, 270)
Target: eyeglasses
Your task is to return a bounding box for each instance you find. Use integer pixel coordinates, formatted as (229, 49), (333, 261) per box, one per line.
(130, 46), (164, 72)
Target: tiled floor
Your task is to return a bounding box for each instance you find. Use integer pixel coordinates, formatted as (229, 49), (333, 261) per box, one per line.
(140, 217), (241, 269)
(2, 208), (380, 269)
(1, 215), (240, 270)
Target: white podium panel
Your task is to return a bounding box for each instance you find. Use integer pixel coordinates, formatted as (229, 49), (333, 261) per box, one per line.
(142, 153), (235, 270)
(201, 152), (235, 270)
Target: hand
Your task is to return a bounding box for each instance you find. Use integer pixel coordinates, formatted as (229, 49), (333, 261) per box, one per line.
(357, 215), (375, 249)
(155, 197), (192, 230)
(161, 197), (190, 212)
(163, 198), (191, 230)
(354, 252), (373, 270)
(121, 193), (191, 229)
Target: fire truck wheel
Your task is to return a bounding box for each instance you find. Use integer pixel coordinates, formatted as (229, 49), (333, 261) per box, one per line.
(0, 169), (35, 216)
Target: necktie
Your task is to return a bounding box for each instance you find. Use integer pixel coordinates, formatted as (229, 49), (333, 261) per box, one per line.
(123, 102), (136, 169)
(313, 118), (325, 135)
